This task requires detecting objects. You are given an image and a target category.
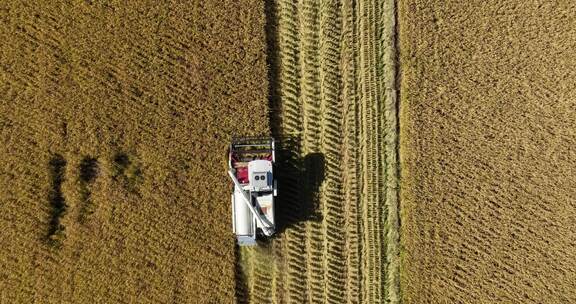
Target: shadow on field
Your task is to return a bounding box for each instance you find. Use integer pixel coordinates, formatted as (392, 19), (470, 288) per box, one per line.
(273, 147), (325, 235)
(46, 154), (67, 247)
(234, 248), (250, 304)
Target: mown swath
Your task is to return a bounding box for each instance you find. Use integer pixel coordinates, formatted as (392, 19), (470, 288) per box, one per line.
(238, 0), (399, 302)
(251, 247), (274, 304)
(318, 0), (347, 303)
(357, 0), (389, 302)
(340, 0), (363, 302)
(298, 0), (326, 303)
(276, 0), (308, 303)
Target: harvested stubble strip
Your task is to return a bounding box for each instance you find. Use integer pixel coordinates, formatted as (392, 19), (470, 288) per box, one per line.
(241, 0), (401, 303)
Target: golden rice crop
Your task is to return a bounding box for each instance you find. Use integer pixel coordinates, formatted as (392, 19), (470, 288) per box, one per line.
(0, 1), (268, 303)
(399, 1), (576, 303)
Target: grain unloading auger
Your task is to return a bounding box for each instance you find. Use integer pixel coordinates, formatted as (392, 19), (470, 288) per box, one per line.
(229, 137), (277, 246)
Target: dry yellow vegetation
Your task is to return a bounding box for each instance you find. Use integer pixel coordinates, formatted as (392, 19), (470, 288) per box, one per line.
(0, 1), (268, 303)
(400, 1), (576, 303)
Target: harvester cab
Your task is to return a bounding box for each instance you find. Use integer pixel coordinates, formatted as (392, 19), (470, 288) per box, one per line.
(229, 137), (277, 246)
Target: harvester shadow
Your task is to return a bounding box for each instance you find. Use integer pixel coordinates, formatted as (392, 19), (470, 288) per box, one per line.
(262, 0), (324, 234)
(273, 149), (325, 235)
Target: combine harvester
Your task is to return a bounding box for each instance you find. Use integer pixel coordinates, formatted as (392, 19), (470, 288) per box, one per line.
(228, 137), (277, 245)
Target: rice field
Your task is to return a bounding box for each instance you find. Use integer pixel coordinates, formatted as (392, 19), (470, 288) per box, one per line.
(0, 1), (268, 303)
(399, 1), (576, 303)
(3, 0), (572, 303)
(235, 0), (400, 303)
